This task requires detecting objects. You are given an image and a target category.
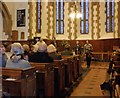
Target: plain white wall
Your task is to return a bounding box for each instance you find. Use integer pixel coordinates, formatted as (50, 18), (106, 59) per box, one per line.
(0, 10), (3, 40)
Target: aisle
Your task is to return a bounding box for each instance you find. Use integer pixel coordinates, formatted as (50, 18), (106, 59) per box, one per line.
(70, 61), (109, 97)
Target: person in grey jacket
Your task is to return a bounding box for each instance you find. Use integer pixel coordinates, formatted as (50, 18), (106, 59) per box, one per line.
(84, 40), (93, 68)
(6, 43), (31, 68)
(0, 44), (8, 67)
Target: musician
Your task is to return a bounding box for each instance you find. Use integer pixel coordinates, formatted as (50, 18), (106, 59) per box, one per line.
(84, 40), (93, 68)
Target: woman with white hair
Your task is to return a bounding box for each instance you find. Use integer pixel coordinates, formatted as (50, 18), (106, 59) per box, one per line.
(6, 43), (31, 68)
(47, 44), (61, 60)
(29, 41), (53, 63)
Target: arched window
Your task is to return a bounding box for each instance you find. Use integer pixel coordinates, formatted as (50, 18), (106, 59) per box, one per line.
(36, 0), (41, 33)
(106, 0), (114, 32)
(56, 0), (64, 34)
(80, 0), (89, 34)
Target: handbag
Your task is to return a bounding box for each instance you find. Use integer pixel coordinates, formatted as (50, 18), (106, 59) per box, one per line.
(100, 82), (112, 91)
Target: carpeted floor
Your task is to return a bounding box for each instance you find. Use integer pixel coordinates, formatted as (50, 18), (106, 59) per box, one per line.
(70, 61), (109, 97)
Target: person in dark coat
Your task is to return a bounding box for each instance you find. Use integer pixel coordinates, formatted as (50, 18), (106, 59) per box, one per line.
(29, 41), (53, 63)
(47, 44), (61, 60)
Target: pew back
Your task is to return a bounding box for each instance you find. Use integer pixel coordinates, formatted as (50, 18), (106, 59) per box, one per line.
(30, 62), (54, 97)
(2, 67), (36, 97)
(2, 67), (35, 79)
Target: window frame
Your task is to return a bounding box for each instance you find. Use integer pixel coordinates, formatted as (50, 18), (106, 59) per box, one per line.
(56, 0), (64, 34)
(80, 0), (89, 34)
(106, 0), (114, 33)
(36, 1), (41, 33)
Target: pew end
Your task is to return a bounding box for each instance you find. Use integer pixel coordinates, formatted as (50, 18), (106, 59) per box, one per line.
(2, 67), (36, 97)
(30, 62), (54, 97)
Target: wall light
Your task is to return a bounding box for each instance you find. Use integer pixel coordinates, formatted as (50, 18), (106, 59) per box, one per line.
(69, 1), (83, 19)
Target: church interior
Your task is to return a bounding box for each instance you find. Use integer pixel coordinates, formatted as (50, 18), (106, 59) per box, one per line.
(0, 0), (120, 97)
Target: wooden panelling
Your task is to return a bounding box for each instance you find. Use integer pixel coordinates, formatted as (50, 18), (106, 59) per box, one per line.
(1, 38), (120, 52)
(11, 30), (18, 41)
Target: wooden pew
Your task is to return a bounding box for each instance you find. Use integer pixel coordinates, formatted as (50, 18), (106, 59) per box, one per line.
(61, 55), (84, 96)
(112, 60), (120, 98)
(74, 55), (83, 78)
(30, 62), (54, 97)
(73, 55), (81, 81)
(113, 73), (120, 98)
(62, 55), (81, 84)
(2, 67), (36, 97)
(92, 52), (112, 61)
(53, 59), (65, 96)
(62, 56), (73, 87)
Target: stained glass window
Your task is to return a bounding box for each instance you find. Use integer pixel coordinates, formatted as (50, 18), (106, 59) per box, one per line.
(56, 0), (64, 34)
(106, 0), (114, 32)
(36, 0), (41, 33)
(80, 0), (89, 34)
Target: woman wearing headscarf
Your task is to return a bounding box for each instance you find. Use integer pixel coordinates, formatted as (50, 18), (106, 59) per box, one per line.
(28, 41), (53, 63)
(6, 43), (31, 68)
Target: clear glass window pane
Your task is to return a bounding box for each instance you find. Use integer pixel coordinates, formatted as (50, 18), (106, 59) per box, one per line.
(106, 0), (114, 32)
(61, 21), (64, 34)
(112, 17), (114, 31)
(107, 2), (109, 17)
(80, 1), (89, 34)
(81, 21), (84, 34)
(86, 2), (88, 20)
(106, 19), (109, 32)
(61, 2), (64, 20)
(112, 1), (114, 16)
(56, 21), (59, 34)
(86, 21), (89, 33)
(37, 0), (41, 33)
(56, 2), (59, 20)
(56, 0), (64, 34)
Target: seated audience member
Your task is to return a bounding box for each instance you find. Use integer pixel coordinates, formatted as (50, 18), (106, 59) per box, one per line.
(0, 44), (8, 67)
(51, 37), (58, 48)
(47, 44), (61, 60)
(22, 44), (30, 61)
(5, 43), (12, 59)
(30, 44), (38, 53)
(61, 43), (73, 56)
(6, 43), (31, 68)
(116, 46), (120, 53)
(62, 40), (68, 49)
(29, 41), (53, 63)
